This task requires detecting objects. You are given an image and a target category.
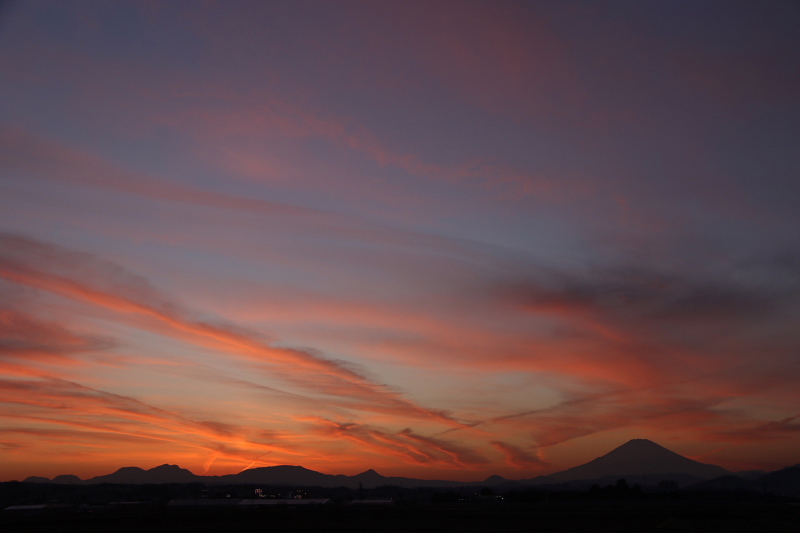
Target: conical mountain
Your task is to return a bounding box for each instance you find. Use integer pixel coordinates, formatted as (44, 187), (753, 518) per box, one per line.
(550, 439), (729, 481)
(352, 469), (386, 483)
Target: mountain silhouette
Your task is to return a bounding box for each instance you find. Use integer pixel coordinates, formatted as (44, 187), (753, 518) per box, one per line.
(549, 439), (729, 481)
(687, 474), (754, 492)
(352, 469), (383, 481)
(86, 464), (200, 484)
(217, 465), (344, 486)
(217, 466), (488, 489)
(22, 476), (51, 483)
(52, 474), (82, 485)
(757, 464), (800, 496)
(21, 439), (740, 488)
(733, 470), (767, 481)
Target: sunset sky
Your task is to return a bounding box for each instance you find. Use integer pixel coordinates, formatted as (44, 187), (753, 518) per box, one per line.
(1, 0), (799, 482)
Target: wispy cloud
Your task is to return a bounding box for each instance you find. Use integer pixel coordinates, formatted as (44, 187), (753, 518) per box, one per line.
(0, 232), (464, 426)
(302, 416), (488, 470)
(0, 375), (302, 467)
(0, 309), (111, 361)
(491, 441), (549, 469)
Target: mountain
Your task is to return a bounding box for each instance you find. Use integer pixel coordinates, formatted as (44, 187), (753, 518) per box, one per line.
(549, 439), (729, 482)
(352, 469), (384, 484)
(580, 472), (705, 489)
(687, 474), (754, 492)
(52, 474), (83, 485)
(24, 464), (470, 489)
(734, 470), (768, 481)
(86, 464), (200, 484)
(501, 474), (556, 487)
(756, 464), (800, 496)
(216, 465), (346, 487)
(22, 476), (52, 483)
(18, 439), (739, 488)
(216, 466), (486, 489)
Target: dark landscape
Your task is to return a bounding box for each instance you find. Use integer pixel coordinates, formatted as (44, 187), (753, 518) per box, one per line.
(4, 440), (800, 532)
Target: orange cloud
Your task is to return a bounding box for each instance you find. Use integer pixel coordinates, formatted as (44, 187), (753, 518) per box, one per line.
(0, 375), (303, 470)
(0, 232), (465, 427)
(491, 441), (549, 469)
(0, 309), (109, 362)
(301, 416), (488, 471)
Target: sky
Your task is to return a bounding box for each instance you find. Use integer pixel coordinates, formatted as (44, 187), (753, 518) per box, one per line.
(0, 0), (799, 482)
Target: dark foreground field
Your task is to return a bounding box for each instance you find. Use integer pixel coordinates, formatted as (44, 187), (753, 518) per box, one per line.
(4, 501), (800, 533)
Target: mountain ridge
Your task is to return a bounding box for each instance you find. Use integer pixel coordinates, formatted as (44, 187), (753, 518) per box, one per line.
(549, 438), (729, 482)
(20, 439), (757, 488)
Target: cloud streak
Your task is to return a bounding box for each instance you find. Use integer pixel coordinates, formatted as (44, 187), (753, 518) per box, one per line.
(0, 232), (462, 426)
(303, 416), (488, 470)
